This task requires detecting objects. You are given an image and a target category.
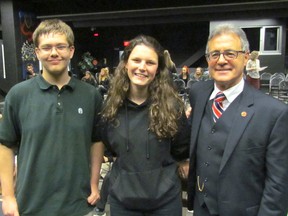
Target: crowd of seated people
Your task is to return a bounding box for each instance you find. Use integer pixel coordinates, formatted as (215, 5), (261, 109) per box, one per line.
(174, 66), (210, 98)
(80, 66), (111, 99)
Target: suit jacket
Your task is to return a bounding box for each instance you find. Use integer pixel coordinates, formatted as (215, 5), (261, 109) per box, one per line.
(187, 80), (288, 216)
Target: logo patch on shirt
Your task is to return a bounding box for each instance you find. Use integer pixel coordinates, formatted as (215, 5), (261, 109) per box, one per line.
(78, 108), (83, 114)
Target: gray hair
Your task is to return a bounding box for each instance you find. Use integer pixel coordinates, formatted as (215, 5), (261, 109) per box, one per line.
(205, 23), (250, 53)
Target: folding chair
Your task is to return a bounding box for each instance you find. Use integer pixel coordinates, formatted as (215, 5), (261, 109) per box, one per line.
(260, 72), (272, 93)
(269, 76), (284, 98)
(186, 79), (198, 96)
(278, 80), (288, 103)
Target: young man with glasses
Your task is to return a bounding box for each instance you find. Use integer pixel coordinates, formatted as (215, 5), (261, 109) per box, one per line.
(187, 23), (288, 216)
(0, 19), (104, 216)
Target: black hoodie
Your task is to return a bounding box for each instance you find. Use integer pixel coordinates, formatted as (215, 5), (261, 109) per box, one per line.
(101, 99), (190, 210)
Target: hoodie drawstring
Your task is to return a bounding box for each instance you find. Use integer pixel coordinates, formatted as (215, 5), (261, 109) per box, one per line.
(125, 102), (150, 159)
(125, 104), (130, 152)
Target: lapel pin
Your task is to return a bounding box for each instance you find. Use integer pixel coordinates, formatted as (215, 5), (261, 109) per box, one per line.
(241, 111), (247, 117)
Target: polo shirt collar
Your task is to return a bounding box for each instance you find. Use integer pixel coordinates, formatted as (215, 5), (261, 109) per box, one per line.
(36, 74), (75, 91)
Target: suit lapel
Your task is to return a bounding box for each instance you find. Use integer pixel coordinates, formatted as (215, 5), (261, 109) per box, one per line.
(219, 83), (255, 173)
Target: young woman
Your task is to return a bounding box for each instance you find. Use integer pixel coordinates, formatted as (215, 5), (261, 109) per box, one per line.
(81, 70), (98, 87)
(99, 35), (190, 216)
(97, 67), (110, 98)
(179, 65), (190, 85)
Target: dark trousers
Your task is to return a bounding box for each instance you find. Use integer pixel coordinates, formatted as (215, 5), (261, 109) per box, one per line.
(109, 194), (182, 216)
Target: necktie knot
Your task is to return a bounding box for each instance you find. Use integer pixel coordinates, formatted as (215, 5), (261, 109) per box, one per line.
(215, 92), (226, 103)
(212, 92), (226, 122)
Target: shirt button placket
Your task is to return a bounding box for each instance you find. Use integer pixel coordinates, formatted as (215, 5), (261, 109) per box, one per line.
(57, 93), (63, 113)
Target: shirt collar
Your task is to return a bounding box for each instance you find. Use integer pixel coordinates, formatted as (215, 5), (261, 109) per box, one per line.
(209, 78), (244, 103)
(36, 74), (75, 91)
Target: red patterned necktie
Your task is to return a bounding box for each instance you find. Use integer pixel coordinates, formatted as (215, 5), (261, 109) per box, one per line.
(212, 92), (226, 122)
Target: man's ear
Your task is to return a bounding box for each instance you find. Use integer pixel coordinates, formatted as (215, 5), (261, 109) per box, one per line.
(243, 52), (250, 66)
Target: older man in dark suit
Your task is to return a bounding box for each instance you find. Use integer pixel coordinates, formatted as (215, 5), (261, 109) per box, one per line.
(187, 23), (288, 216)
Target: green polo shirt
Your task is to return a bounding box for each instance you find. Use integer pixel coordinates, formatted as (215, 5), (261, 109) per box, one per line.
(0, 75), (102, 216)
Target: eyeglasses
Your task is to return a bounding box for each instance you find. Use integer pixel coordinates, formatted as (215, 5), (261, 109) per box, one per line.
(37, 45), (71, 53)
(206, 50), (245, 61)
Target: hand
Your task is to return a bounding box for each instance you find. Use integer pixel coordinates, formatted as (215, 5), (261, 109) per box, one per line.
(87, 187), (100, 205)
(2, 195), (19, 216)
(185, 107), (192, 119)
(103, 156), (108, 163)
(178, 160), (190, 179)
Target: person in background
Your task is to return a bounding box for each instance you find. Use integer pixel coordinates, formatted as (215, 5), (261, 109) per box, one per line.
(187, 23), (288, 216)
(245, 50), (261, 89)
(81, 70), (98, 87)
(99, 35), (190, 216)
(178, 65), (190, 85)
(202, 69), (211, 80)
(0, 19), (104, 216)
(91, 58), (100, 76)
(97, 67), (110, 98)
(191, 67), (205, 81)
(26, 63), (37, 79)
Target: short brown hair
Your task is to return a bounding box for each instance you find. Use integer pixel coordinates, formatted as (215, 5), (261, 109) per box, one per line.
(32, 19), (74, 47)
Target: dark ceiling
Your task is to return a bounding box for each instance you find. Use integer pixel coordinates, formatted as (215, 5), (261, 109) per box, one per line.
(1, 0), (288, 69)
(1, 0), (288, 31)
(1, 0), (288, 24)
(34, 0), (288, 28)
(19, 0), (282, 15)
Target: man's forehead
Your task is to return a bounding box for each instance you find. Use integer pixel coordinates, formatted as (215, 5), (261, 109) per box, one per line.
(208, 33), (242, 48)
(38, 33), (68, 43)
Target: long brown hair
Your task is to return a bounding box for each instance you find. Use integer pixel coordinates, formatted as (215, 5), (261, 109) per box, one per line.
(101, 35), (184, 138)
